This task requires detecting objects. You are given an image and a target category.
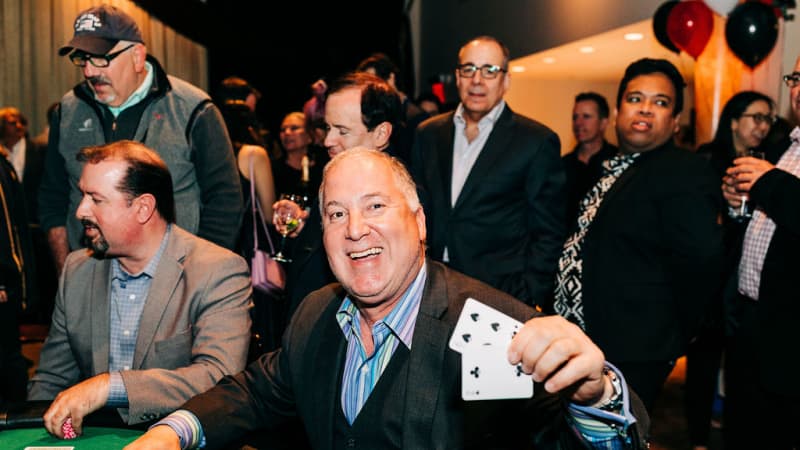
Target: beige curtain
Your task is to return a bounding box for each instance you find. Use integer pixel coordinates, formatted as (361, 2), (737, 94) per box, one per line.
(0, 0), (208, 137)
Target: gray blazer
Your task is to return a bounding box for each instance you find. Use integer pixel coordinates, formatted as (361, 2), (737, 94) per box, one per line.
(28, 226), (252, 424)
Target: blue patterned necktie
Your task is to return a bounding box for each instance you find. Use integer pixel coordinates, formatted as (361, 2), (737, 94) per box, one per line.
(553, 152), (640, 329)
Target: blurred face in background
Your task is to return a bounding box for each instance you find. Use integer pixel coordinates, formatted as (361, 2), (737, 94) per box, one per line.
(279, 113), (312, 154)
(0, 110), (26, 148)
(731, 100), (773, 153)
(572, 100), (607, 146)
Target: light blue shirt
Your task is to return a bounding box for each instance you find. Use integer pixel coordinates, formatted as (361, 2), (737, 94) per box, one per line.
(107, 225), (171, 406)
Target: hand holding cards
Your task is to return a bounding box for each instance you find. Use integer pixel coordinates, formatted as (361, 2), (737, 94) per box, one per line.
(450, 298), (533, 401)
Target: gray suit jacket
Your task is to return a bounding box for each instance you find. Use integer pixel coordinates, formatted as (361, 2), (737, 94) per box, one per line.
(28, 226), (252, 424)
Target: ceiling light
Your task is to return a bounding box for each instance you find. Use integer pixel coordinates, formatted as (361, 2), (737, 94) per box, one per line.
(510, 66), (526, 73)
(624, 33), (644, 41)
(542, 57), (556, 64)
(579, 46), (595, 54)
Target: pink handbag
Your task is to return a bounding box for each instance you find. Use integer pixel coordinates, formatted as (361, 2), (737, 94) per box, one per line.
(249, 155), (285, 295)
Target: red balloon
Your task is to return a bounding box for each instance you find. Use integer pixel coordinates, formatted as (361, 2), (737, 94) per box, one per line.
(666, 1), (715, 59)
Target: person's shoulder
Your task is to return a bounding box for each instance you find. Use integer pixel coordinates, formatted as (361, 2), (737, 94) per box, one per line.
(417, 111), (453, 132)
(165, 74), (212, 102)
(172, 226), (247, 267)
(430, 261), (535, 321)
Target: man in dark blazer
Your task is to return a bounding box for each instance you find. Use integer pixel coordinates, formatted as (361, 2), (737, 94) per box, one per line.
(127, 148), (648, 450)
(553, 59), (724, 412)
(411, 35), (566, 310)
(719, 57), (800, 449)
(277, 72), (403, 324)
(28, 141), (251, 437)
(0, 106), (52, 320)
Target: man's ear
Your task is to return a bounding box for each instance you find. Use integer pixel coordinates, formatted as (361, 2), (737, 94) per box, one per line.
(672, 113), (682, 134)
(134, 193), (157, 224)
(132, 44), (147, 72)
(373, 121), (393, 149)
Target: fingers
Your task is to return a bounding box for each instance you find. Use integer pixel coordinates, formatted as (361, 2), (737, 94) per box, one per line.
(43, 398), (69, 438)
(507, 316), (605, 396)
(0, 290), (7, 303)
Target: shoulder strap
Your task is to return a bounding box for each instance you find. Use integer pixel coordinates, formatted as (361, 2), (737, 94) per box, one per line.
(249, 151), (276, 253)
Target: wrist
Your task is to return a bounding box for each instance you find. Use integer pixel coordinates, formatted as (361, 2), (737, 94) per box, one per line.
(591, 367), (623, 411)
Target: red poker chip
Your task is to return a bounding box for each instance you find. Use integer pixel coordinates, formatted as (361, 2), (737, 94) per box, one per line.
(62, 417), (77, 439)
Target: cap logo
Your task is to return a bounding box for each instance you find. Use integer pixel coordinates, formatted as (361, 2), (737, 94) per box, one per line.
(74, 13), (102, 32)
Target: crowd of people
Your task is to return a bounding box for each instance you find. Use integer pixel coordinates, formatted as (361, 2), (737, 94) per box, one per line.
(0, 3), (797, 450)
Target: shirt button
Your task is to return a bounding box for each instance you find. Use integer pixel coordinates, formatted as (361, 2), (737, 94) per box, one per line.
(129, 294), (136, 300)
(346, 438), (356, 448)
(123, 330), (130, 336)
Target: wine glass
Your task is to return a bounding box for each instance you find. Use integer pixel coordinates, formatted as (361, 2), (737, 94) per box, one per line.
(272, 193), (306, 263)
(737, 149), (765, 218)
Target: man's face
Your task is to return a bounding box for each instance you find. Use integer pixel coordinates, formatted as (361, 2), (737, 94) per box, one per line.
(456, 40), (509, 121)
(572, 100), (607, 146)
(615, 73), (679, 153)
(0, 112), (26, 147)
(791, 57), (800, 123)
(76, 159), (138, 256)
(324, 88), (383, 158)
(80, 43), (141, 107)
(322, 154), (426, 311)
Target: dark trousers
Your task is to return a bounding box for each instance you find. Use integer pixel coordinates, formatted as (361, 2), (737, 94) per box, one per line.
(724, 298), (799, 450)
(613, 360), (675, 413)
(684, 324), (725, 446)
(0, 300), (28, 404)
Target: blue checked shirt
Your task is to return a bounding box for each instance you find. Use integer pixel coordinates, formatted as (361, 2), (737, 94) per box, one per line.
(106, 226), (171, 406)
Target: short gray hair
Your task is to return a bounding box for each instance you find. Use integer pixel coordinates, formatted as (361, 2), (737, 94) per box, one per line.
(318, 147), (420, 220)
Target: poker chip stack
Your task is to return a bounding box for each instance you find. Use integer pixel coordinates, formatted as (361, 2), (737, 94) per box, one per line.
(62, 417), (77, 439)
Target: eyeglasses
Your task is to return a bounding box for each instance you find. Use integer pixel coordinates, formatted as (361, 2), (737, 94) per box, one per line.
(456, 63), (507, 79)
(740, 113), (777, 125)
(783, 72), (800, 88)
(69, 44), (135, 68)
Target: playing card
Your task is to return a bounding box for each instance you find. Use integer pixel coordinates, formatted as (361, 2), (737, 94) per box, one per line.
(462, 345), (533, 400)
(449, 298), (522, 354)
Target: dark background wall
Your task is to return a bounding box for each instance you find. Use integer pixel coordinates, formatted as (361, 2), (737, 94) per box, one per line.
(133, 0), (410, 135)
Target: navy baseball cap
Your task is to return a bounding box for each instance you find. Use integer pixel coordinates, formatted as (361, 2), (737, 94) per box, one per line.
(59, 4), (144, 56)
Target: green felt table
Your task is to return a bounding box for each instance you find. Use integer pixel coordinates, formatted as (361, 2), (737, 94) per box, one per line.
(0, 426), (143, 450)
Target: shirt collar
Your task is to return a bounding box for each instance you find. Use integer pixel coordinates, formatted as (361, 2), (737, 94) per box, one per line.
(336, 262), (428, 349)
(790, 126), (800, 144)
(453, 100), (506, 127)
(107, 61), (154, 118)
(111, 224), (172, 281)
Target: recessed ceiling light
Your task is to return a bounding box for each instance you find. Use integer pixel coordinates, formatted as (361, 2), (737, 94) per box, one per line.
(579, 46), (595, 54)
(624, 33), (644, 41)
(510, 66), (526, 73)
(542, 57), (556, 64)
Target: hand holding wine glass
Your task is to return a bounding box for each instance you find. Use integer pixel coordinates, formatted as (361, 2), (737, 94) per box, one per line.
(727, 150), (773, 218)
(272, 194), (306, 263)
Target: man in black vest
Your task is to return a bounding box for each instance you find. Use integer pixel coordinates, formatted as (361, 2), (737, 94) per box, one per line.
(126, 148), (648, 450)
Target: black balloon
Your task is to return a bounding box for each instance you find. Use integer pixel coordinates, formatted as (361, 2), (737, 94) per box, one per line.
(653, 1), (680, 54)
(725, 2), (779, 68)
